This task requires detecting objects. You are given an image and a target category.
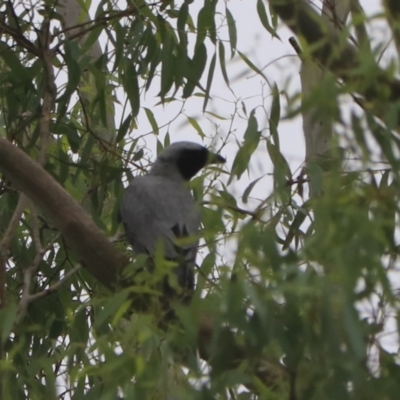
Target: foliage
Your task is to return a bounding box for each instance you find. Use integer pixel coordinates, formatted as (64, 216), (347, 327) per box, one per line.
(0, 1), (400, 400)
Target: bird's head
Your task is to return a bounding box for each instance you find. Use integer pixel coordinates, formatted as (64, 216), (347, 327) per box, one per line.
(150, 141), (225, 181)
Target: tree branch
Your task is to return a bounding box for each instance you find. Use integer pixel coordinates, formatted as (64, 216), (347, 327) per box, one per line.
(0, 137), (128, 290)
(268, 0), (400, 119)
(299, 0), (351, 197)
(18, 264), (82, 317)
(0, 191), (28, 398)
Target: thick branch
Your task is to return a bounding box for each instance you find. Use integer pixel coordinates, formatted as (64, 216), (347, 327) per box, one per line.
(300, 0), (351, 197)
(268, 0), (400, 106)
(0, 137), (128, 290)
(269, 0), (357, 69)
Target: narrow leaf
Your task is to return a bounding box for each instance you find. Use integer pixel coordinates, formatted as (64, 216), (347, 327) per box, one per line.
(187, 117), (205, 137)
(203, 52), (216, 111)
(282, 208), (307, 250)
(218, 41), (230, 87)
(160, 31), (175, 97)
(231, 111), (260, 181)
(226, 7), (237, 57)
(183, 43), (207, 98)
(257, 0), (280, 39)
(267, 140), (292, 180)
(117, 114), (132, 143)
(238, 51), (269, 83)
(243, 177), (263, 203)
(145, 108), (159, 135)
(269, 85), (281, 149)
(125, 63), (140, 117)
(205, 111), (228, 120)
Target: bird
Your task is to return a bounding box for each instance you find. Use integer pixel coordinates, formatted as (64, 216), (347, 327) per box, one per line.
(120, 141), (225, 303)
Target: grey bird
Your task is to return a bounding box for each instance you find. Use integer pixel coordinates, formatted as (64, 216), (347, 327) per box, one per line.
(120, 141), (225, 301)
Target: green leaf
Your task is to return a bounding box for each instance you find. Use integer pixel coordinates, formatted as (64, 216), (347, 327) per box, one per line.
(164, 132), (170, 147)
(204, 111), (228, 120)
(196, 2), (215, 47)
(97, 89), (107, 127)
(133, 148), (144, 161)
(187, 117), (205, 137)
(217, 189), (237, 208)
(198, 252), (216, 289)
(146, 46), (161, 92)
(82, 24), (104, 53)
(238, 51), (269, 83)
(55, 121), (81, 153)
(124, 63), (140, 117)
(144, 108), (159, 135)
(226, 7), (237, 57)
(0, 302), (17, 343)
(380, 170), (390, 188)
(160, 30), (175, 98)
(174, 44), (187, 90)
(113, 21), (125, 73)
(177, 2), (189, 42)
(191, 41), (208, 79)
(117, 114), (132, 143)
(0, 41), (29, 79)
(57, 146), (69, 184)
(203, 52), (216, 111)
(58, 41), (81, 117)
(64, 41), (81, 92)
(269, 84), (281, 149)
(218, 41), (230, 88)
(230, 110), (260, 181)
(282, 208), (307, 250)
(343, 304), (366, 360)
(243, 176), (263, 203)
(267, 140), (291, 180)
(93, 290), (131, 331)
(257, 0), (280, 39)
(243, 109), (260, 144)
(70, 307), (89, 344)
(183, 42), (207, 98)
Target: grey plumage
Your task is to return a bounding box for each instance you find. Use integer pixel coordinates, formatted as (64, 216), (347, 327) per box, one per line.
(120, 141), (225, 300)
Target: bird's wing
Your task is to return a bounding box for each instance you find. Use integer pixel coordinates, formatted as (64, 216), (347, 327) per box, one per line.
(120, 176), (200, 262)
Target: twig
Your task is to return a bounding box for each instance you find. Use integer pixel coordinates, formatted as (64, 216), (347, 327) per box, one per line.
(350, 0), (370, 53)
(29, 202), (43, 254)
(17, 232), (62, 316)
(0, 193), (28, 310)
(0, 194), (28, 260)
(0, 192), (27, 394)
(23, 264), (82, 305)
(16, 264), (81, 322)
(202, 200), (262, 220)
(38, 19), (56, 166)
(289, 37), (302, 56)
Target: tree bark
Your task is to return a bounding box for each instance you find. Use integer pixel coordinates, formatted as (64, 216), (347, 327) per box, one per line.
(0, 137), (127, 290)
(300, 0), (351, 197)
(268, 0), (400, 124)
(56, 0), (116, 143)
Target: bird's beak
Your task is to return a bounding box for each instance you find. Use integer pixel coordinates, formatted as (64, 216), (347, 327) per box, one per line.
(208, 152), (226, 165)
